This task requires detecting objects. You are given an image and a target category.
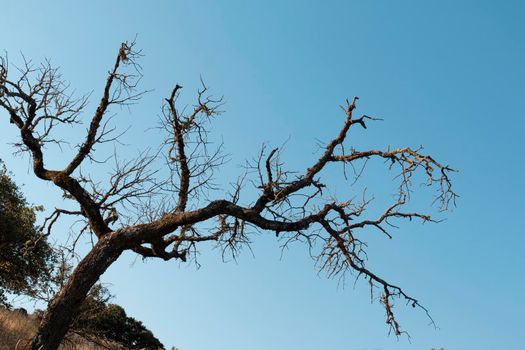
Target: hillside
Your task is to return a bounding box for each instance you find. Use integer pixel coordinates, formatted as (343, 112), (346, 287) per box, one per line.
(0, 308), (130, 350)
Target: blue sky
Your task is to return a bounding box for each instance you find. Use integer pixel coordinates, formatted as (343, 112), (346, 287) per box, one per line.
(1, 1), (524, 349)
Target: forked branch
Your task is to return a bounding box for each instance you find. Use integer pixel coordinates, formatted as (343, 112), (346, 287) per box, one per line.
(0, 43), (457, 348)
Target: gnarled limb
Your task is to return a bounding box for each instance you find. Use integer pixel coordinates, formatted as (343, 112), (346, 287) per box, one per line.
(0, 43), (457, 348)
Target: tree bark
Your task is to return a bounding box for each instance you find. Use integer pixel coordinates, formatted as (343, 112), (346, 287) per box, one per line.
(29, 233), (125, 350)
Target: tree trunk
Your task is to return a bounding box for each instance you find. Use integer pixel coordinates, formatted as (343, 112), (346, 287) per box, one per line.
(29, 233), (125, 350)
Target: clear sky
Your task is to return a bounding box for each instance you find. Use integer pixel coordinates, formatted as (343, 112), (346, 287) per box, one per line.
(1, 1), (524, 349)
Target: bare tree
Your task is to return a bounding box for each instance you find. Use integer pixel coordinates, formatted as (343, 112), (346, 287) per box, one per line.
(0, 42), (456, 350)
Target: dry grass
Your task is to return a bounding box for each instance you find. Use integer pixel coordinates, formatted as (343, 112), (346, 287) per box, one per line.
(0, 308), (128, 350)
(0, 308), (37, 350)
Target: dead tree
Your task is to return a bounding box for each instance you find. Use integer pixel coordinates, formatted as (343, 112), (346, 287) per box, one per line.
(0, 42), (456, 350)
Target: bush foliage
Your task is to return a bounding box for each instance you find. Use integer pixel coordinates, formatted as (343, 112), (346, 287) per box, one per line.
(0, 159), (54, 306)
(72, 285), (165, 349)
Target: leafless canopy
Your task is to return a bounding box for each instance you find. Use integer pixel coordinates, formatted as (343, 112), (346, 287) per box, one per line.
(0, 41), (457, 339)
